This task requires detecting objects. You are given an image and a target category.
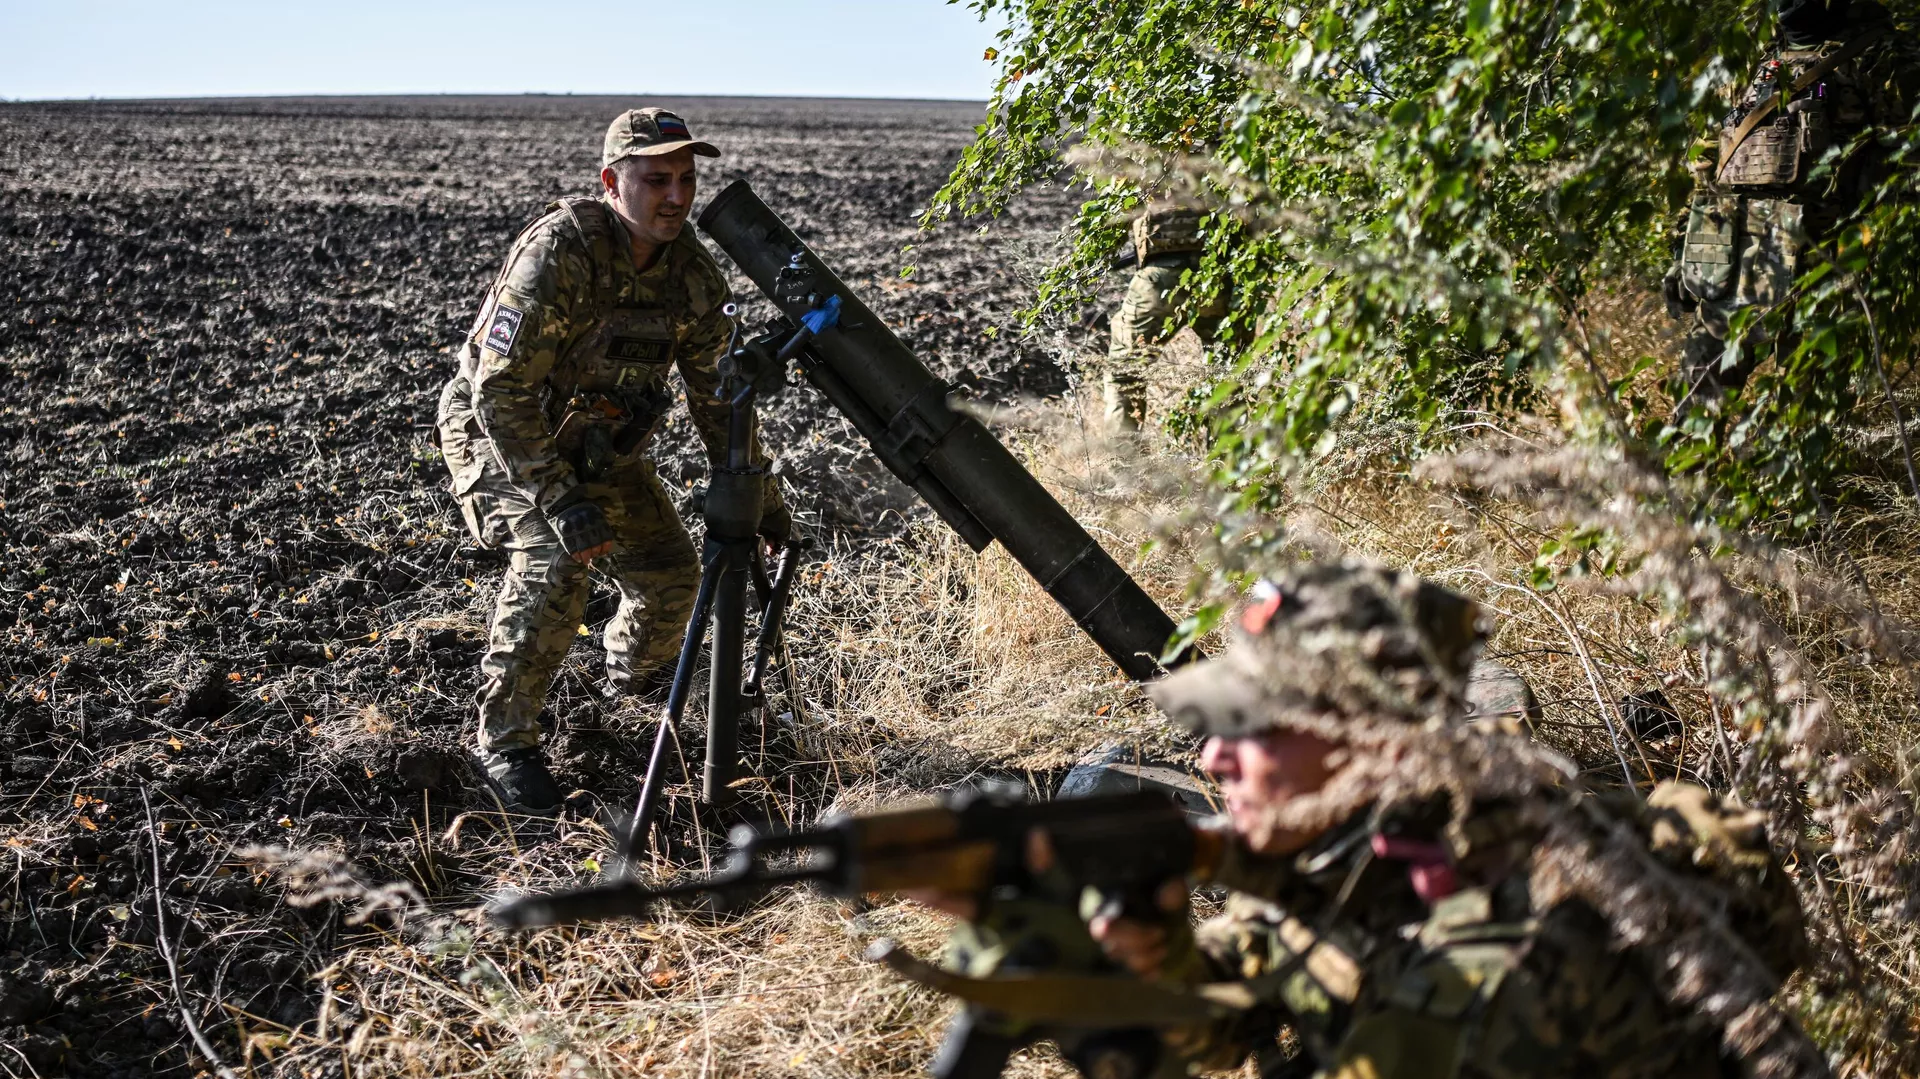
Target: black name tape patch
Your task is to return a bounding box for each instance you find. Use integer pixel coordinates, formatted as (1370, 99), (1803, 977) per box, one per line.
(609, 336), (672, 364)
(484, 303), (525, 356)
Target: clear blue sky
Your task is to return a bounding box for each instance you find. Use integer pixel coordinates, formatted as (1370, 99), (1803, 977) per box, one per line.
(0, 1), (1005, 101)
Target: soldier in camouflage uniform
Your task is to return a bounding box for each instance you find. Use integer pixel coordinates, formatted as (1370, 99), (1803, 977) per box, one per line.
(1102, 202), (1228, 430)
(1666, 0), (1919, 413)
(1005, 562), (1810, 1077)
(436, 108), (788, 811)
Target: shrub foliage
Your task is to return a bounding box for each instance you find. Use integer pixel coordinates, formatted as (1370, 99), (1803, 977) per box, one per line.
(935, 0), (1920, 1069)
(933, 0), (1920, 528)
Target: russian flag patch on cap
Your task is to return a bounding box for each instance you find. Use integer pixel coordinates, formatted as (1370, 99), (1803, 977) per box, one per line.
(656, 115), (690, 138)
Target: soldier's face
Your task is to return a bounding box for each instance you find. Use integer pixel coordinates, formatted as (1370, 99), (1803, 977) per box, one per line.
(603, 148), (698, 248)
(1201, 729), (1341, 855)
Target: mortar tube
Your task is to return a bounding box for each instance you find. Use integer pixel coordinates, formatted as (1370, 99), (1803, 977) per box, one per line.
(698, 179), (1184, 681)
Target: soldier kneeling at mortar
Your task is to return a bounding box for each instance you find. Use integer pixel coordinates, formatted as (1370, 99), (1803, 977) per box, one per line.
(435, 108), (789, 813)
(912, 562), (1814, 1077)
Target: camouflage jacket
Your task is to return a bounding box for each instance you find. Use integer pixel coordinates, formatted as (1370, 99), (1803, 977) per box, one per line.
(444, 196), (762, 516)
(1158, 795), (1748, 1078)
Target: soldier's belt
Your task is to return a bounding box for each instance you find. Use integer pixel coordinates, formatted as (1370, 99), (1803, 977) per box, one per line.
(553, 390), (670, 481)
(1142, 252), (1201, 269)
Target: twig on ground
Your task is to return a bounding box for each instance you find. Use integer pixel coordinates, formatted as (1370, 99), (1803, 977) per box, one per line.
(141, 785), (243, 1079)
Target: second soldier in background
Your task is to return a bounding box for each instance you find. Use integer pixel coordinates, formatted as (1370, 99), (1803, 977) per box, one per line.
(1102, 200), (1227, 430)
(436, 108), (789, 813)
(1665, 0), (1920, 414)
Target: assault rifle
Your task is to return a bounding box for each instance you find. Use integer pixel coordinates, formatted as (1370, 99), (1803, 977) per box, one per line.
(493, 787), (1214, 926)
(491, 788), (1241, 1079)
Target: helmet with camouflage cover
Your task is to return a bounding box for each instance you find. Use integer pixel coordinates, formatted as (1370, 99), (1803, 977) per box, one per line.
(1150, 560), (1485, 736)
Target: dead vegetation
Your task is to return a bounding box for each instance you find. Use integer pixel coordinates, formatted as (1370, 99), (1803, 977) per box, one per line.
(6, 95), (1918, 1078)
(217, 323), (1918, 1075)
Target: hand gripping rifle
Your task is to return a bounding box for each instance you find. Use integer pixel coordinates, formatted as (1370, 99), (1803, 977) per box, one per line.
(493, 788), (1248, 1079)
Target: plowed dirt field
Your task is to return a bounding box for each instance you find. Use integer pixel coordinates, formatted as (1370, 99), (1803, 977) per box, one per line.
(0, 95), (1091, 1077)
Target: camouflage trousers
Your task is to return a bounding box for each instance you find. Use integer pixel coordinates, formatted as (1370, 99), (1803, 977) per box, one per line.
(1673, 195), (1805, 414)
(458, 461), (698, 753)
(1104, 260), (1224, 430)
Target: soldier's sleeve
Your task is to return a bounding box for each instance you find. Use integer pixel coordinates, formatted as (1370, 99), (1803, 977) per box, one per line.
(673, 238), (770, 472)
(1149, 908), (1293, 1072)
(468, 221), (591, 516)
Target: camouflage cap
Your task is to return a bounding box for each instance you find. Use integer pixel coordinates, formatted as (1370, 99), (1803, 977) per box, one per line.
(1150, 560), (1485, 737)
(603, 107), (719, 167)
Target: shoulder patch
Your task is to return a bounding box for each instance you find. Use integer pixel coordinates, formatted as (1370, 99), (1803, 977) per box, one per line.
(484, 302), (525, 355)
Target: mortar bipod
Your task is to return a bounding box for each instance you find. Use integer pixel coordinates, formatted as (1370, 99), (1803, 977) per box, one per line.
(614, 301), (834, 873)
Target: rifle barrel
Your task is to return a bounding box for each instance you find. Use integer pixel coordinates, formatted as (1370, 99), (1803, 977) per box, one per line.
(489, 863), (830, 929)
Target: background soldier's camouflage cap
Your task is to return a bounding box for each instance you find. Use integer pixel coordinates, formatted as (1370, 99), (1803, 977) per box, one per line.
(603, 107), (720, 167)
(1150, 560), (1485, 736)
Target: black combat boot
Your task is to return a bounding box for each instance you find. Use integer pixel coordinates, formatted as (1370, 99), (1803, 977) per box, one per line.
(482, 746), (563, 814)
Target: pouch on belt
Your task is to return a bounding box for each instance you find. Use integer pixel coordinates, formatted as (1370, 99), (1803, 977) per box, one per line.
(553, 383), (674, 482)
(1680, 196), (1743, 303)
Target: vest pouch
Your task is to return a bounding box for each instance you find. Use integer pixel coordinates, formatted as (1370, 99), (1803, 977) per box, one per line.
(1789, 96), (1830, 175)
(1132, 205), (1205, 263)
(611, 381), (674, 459)
(1681, 196), (1743, 303)
(1721, 110), (1810, 188)
(553, 405), (624, 483)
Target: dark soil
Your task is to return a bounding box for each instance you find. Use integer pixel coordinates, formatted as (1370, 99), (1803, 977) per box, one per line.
(0, 94), (1086, 1077)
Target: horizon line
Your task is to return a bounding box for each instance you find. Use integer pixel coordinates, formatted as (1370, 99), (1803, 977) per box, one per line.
(0, 90), (992, 106)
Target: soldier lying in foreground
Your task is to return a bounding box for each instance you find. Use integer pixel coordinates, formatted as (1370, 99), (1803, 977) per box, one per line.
(494, 560), (1820, 1078)
(906, 560), (1818, 1078)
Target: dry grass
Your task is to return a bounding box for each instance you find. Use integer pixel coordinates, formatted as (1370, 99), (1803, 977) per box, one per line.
(236, 394), (1210, 1079)
(241, 294), (1920, 1077)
